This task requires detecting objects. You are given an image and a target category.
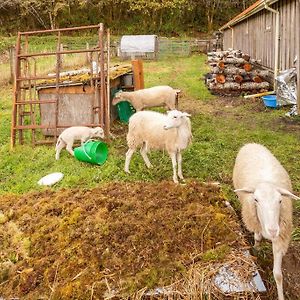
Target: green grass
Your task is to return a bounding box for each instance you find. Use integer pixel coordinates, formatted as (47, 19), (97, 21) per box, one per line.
(1, 54), (300, 198)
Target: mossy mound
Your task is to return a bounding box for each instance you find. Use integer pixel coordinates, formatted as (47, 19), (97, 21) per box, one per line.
(0, 180), (248, 299)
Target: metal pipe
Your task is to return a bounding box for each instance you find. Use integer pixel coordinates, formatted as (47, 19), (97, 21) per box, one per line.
(18, 48), (101, 58)
(20, 24), (101, 35)
(10, 32), (21, 149)
(264, 1), (280, 89)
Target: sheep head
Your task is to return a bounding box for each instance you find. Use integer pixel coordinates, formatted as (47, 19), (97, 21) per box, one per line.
(112, 91), (125, 105)
(91, 127), (105, 138)
(163, 110), (191, 130)
(234, 182), (299, 240)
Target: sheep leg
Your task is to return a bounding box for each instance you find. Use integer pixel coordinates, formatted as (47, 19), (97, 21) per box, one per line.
(170, 152), (178, 184)
(55, 140), (66, 160)
(176, 151), (184, 181)
(272, 242), (284, 300)
(81, 137), (89, 145)
(66, 142), (75, 156)
(140, 144), (152, 168)
(125, 148), (135, 173)
(254, 232), (262, 248)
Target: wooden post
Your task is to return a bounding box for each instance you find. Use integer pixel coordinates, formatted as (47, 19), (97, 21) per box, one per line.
(297, 0), (300, 114)
(132, 59), (144, 90)
(105, 28), (110, 135)
(9, 47), (16, 84)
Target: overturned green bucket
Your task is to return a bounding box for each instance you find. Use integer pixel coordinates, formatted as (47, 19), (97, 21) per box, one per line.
(74, 141), (108, 165)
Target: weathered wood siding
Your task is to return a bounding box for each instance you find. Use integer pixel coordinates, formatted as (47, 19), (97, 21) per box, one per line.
(223, 0), (299, 70)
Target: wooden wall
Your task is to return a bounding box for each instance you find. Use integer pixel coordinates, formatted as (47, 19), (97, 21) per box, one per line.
(223, 0), (299, 70)
(222, 0), (300, 108)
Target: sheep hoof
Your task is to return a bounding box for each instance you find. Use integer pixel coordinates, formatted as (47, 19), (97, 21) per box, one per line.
(147, 164), (153, 169)
(125, 169), (131, 174)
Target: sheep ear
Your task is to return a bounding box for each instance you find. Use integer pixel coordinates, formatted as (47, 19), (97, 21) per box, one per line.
(182, 112), (191, 117)
(277, 188), (300, 200)
(234, 187), (255, 194)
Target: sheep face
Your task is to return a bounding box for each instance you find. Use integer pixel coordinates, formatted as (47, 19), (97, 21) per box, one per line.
(235, 182), (299, 240)
(91, 127), (105, 138)
(112, 91), (124, 105)
(163, 110), (191, 130)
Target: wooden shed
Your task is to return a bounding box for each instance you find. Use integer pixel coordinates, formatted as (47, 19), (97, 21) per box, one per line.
(220, 0), (300, 111)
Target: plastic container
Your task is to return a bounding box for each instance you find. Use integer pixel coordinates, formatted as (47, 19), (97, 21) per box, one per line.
(262, 95), (277, 108)
(116, 101), (136, 123)
(74, 141), (108, 165)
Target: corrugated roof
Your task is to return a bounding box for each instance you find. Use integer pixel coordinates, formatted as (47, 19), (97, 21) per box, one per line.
(220, 0), (279, 30)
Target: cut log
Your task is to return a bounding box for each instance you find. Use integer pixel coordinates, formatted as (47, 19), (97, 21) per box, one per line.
(254, 69), (269, 78)
(240, 82), (270, 90)
(242, 54), (251, 61)
(211, 67), (223, 74)
(215, 74), (226, 84)
(252, 75), (263, 83)
(224, 57), (247, 64)
(209, 82), (241, 90)
(243, 63), (252, 72)
(234, 74), (244, 83)
(218, 61), (225, 69)
(222, 67), (247, 76)
(225, 76), (235, 82)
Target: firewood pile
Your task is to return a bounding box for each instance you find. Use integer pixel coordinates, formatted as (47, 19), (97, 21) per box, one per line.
(206, 50), (271, 95)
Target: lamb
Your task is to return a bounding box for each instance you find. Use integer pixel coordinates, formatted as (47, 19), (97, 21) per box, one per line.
(125, 110), (192, 183)
(232, 143), (299, 300)
(55, 126), (104, 160)
(112, 85), (179, 111)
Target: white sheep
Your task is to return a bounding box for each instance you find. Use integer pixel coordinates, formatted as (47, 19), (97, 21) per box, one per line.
(233, 143), (299, 300)
(124, 110), (192, 183)
(112, 85), (180, 111)
(55, 126), (104, 160)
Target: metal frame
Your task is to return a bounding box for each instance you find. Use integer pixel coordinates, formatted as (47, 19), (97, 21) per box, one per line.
(10, 24), (110, 148)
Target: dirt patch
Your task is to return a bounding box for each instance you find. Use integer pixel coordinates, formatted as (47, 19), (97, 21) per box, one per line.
(0, 181), (259, 299)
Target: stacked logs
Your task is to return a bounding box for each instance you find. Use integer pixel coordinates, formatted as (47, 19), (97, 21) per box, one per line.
(206, 50), (270, 95)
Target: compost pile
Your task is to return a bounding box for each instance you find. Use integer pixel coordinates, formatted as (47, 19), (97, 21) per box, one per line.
(0, 181), (254, 299)
(206, 50), (270, 96)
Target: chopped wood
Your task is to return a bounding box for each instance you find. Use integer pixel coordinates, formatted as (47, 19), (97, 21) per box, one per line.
(206, 49), (271, 95)
(215, 74), (226, 84)
(209, 82), (241, 90)
(224, 57), (247, 64)
(252, 75), (263, 83)
(218, 61), (225, 69)
(234, 75), (244, 84)
(223, 67), (247, 76)
(240, 82), (270, 90)
(243, 63), (252, 72)
(242, 54), (251, 61)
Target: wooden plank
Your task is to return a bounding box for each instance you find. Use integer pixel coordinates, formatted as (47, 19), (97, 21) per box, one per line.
(38, 85), (96, 95)
(132, 59), (144, 90)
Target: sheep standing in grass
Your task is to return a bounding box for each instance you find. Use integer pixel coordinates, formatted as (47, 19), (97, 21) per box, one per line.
(112, 86), (179, 111)
(55, 126), (104, 160)
(125, 110), (192, 183)
(233, 143), (299, 300)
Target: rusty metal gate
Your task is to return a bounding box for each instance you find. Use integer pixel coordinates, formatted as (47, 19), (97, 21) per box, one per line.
(10, 24), (110, 148)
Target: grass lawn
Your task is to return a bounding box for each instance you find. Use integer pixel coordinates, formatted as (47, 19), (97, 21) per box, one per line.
(1, 54), (300, 198)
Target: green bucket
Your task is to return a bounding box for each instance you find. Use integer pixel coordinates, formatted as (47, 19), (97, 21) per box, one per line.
(74, 140), (108, 165)
(116, 101), (136, 123)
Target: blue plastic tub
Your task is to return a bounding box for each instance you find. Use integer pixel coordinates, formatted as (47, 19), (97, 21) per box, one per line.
(262, 95), (277, 108)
